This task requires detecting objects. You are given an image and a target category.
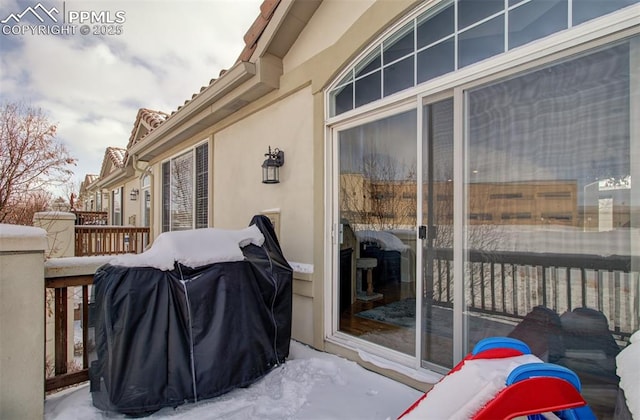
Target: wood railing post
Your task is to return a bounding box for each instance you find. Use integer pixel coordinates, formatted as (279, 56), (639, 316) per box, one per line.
(54, 288), (68, 376)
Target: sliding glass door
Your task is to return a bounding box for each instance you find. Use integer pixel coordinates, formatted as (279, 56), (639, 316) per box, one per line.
(461, 37), (638, 417)
(420, 97), (454, 369)
(337, 109), (418, 355)
(329, 1), (638, 414)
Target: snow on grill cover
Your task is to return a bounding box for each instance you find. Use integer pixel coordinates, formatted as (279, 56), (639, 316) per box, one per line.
(88, 215), (292, 415)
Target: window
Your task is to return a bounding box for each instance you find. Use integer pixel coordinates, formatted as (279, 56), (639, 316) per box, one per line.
(141, 174), (151, 228)
(161, 142), (208, 232)
(112, 187), (122, 226)
(329, 0), (639, 116)
(463, 38), (636, 417)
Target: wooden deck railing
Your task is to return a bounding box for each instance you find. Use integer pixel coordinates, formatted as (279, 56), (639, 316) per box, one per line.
(429, 248), (638, 340)
(72, 211), (108, 225)
(75, 226), (150, 256)
(46, 248), (637, 392)
(45, 274), (93, 392)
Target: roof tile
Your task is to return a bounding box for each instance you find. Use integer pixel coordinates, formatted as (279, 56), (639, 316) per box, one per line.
(147, 0), (280, 127)
(106, 147), (126, 168)
(126, 108), (169, 149)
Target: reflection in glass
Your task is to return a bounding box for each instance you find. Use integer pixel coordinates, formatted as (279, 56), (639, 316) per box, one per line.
(356, 48), (382, 78)
(458, 15), (504, 68)
(572, 0), (638, 26)
(384, 56), (414, 96)
(508, 0), (567, 50)
(417, 3), (454, 49)
(332, 83), (353, 115)
(417, 38), (455, 84)
(338, 110), (417, 356)
(383, 23), (414, 64)
(457, 0), (503, 30)
(421, 98), (454, 369)
(170, 152), (194, 231)
(465, 38), (637, 419)
(355, 71), (381, 108)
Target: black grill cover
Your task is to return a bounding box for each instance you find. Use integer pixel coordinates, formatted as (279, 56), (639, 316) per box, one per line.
(89, 216), (292, 415)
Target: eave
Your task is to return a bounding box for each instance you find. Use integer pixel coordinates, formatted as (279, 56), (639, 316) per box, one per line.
(129, 0), (322, 164)
(94, 165), (134, 190)
(129, 58), (280, 162)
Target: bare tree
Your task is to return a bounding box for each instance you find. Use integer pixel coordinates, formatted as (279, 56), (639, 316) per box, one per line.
(0, 102), (76, 224)
(2, 189), (52, 226)
(340, 153), (417, 231)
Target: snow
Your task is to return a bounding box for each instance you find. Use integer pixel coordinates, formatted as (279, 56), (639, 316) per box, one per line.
(0, 223), (47, 238)
(288, 261), (314, 274)
(617, 330), (640, 418)
(33, 211), (76, 219)
(42, 336), (640, 420)
(356, 230), (410, 252)
(357, 350), (442, 384)
(401, 354), (541, 419)
(44, 340), (422, 420)
(109, 226), (264, 270)
(45, 255), (114, 269)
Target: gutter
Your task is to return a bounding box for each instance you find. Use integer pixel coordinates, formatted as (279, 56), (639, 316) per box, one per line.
(94, 165), (132, 190)
(129, 56), (281, 162)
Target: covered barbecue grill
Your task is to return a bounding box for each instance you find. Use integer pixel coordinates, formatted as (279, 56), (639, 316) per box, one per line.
(88, 215), (292, 415)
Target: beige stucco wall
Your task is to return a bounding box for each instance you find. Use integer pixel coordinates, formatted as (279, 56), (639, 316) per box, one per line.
(214, 87), (315, 345)
(213, 86), (314, 264)
(0, 224), (47, 420)
(32, 211), (76, 258)
(123, 178), (141, 226)
(283, 0), (375, 73)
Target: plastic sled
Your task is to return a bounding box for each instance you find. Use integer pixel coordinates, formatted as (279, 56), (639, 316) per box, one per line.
(399, 337), (596, 420)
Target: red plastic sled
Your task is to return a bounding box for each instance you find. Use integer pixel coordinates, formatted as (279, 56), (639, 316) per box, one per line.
(399, 337), (596, 420)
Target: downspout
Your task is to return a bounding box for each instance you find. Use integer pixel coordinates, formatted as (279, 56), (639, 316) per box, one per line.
(133, 154), (154, 244)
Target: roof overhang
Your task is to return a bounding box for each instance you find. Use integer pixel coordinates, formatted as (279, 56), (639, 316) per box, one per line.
(130, 57), (280, 162)
(94, 165), (133, 190)
(249, 0), (322, 61)
(129, 0), (321, 163)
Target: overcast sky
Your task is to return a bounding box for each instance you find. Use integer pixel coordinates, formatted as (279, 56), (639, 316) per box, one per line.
(0, 0), (263, 195)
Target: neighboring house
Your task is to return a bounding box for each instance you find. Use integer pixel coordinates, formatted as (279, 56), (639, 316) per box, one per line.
(78, 174), (98, 211)
(86, 1), (640, 416)
(84, 109), (168, 228)
(92, 147), (126, 225)
(121, 108), (169, 232)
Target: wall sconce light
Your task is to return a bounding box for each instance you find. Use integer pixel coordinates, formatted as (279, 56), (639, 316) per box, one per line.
(129, 188), (139, 201)
(262, 146), (284, 184)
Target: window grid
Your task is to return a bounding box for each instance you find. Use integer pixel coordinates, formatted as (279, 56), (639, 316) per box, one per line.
(161, 142), (209, 232)
(329, 0), (636, 116)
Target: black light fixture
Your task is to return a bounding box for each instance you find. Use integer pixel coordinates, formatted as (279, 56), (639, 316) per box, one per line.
(129, 188), (139, 200)
(262, 146), (284, 184)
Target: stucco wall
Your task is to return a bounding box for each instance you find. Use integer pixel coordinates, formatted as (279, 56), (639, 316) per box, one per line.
(213, 86), (314, 265)
(283, 0), (375, 73)
(123, 178), (141, 226)
(0, 225), (47, 419)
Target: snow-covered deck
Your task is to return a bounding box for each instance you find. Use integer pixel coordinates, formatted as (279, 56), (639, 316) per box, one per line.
(45, 340), (423, 420)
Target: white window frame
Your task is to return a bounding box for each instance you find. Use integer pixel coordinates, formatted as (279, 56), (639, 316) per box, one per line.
(141, 173), (151, 228)
(161, 140), (209, 232)
(112, 187), (122, 226)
